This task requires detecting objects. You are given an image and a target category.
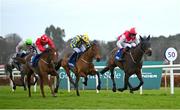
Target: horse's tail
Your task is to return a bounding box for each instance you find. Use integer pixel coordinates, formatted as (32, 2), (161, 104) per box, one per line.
(55, 59), (63, 71)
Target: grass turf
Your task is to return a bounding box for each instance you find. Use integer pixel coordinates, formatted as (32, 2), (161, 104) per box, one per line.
(0, 86), (180, 109)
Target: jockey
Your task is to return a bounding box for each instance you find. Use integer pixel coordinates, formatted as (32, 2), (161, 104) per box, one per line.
(68, 33), (91, 68)
(15, 38), (36, 70)
(15, 38), (36, 58)
(115, 27), (139, 61)
(31, 34), (55, 66)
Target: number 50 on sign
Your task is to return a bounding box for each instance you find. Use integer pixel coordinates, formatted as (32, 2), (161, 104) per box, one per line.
(165, 47), (178, 62)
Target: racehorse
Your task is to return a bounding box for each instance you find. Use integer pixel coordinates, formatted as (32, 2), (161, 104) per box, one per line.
(55, 41), (101, 96)
(100, 35), (152, 93)
(28, 48), (59, 97)
(16, 48), (59, 97)
(5, 53), (38, 91)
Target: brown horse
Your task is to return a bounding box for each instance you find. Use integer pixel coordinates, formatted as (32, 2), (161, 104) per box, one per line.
(16, 48), (59, 97)
(5, 54), (27, 91)
(5, 53), (38, 91)
(55, 41), (101, 96)
(100, 35), (152, 93)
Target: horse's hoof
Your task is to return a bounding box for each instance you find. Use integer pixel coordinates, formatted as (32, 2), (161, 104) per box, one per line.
(54, 89), (58, 93)
(83, 82), (87, 86)
(130, 90), (134, 94)
(24, 87), (27, 91)
(118, 88), (124, 92)
(112, 88), (116, 92)
(52, 94), (57, 97)
(96, 86), (101, 90)
(13, 86), (16, 90)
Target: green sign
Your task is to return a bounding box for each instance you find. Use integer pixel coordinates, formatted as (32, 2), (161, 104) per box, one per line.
(58, 61), (163, 90)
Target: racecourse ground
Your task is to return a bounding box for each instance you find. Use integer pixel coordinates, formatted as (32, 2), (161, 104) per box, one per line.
(0, 86), (180, 109)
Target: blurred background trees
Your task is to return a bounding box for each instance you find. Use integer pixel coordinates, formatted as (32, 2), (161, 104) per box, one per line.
(45, 25), (66, 51)
(0, 33), (21, 64)
(0, 25), (180, 64)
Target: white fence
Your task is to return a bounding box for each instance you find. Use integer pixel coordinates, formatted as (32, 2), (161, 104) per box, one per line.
(65, 64), (180, 94)
(1, 64), (180, 94)
(0, 68), (37, 92)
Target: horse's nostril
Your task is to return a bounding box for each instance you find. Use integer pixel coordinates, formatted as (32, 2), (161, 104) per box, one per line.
(148, 51), (152, 56)
(96, 58), (100, 62)
(150, 52), (152, 56)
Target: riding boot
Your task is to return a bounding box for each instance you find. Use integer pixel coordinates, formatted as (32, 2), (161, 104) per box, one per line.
(115, 48), (124, 61)
(31, 54), (40, 67)
(31, 55), (36, 67)
(77, 52), (83, 60)
(68, 52), (78, 67)
(120, 50), (125, 61)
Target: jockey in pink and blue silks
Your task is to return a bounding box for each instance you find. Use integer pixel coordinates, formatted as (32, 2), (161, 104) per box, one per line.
(115, 27), (139, 61)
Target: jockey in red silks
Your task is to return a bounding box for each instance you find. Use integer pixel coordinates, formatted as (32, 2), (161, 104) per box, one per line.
(115, 27), (139, 61)
(36, 34), (55, 53)
(31, 34), (55, 66)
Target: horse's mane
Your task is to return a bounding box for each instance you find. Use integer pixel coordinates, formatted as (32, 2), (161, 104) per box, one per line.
(87, 41), (99, 51)
(40, 48), (52, 56)
(129, 38), (149, 53)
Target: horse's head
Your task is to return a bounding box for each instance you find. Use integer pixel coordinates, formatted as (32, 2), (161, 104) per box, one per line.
(139, 35), (152, 56)
(89, 40), (101, 62)
(50, 48), (59, 63)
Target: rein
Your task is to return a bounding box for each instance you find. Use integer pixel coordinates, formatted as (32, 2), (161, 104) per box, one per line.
(128, 44), (145, 64)
(39, 49), (56, 65)
(129, 52), (137, 64)
(80, 58), (92, 64)
(140, 45), (145, 53)
(40, 58), (50, 65)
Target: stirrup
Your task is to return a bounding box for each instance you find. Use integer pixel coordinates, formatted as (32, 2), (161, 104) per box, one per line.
(68, 62), (75, 67)
(115, 57), (124, 62)
(119, 58), (124, 61)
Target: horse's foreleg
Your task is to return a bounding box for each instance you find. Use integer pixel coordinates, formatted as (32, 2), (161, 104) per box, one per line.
(100, 66), (110, 75)
(118, 73), (129, 92)
(27, 72), (32, 97)
(96, 71), (101, 91)
(39, 74), (45, 97)
(65, 67), (75, 87)
(9, 70), (16, 91)
(127, 81), (134, 94)
(131, 70), (144, 91)
(12, 72), (26, 88)
(83, 77), (88, 86)
(79, 72), (88, 86)
(53, 71), (60, 93)
(46, 74), (56, 97)
(110, 68), (116, 92)
(92, 69), (101, 91)
(32, 73), (38, 85)
(20, 72), (26, 91)
(75, 75), (80, 96)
